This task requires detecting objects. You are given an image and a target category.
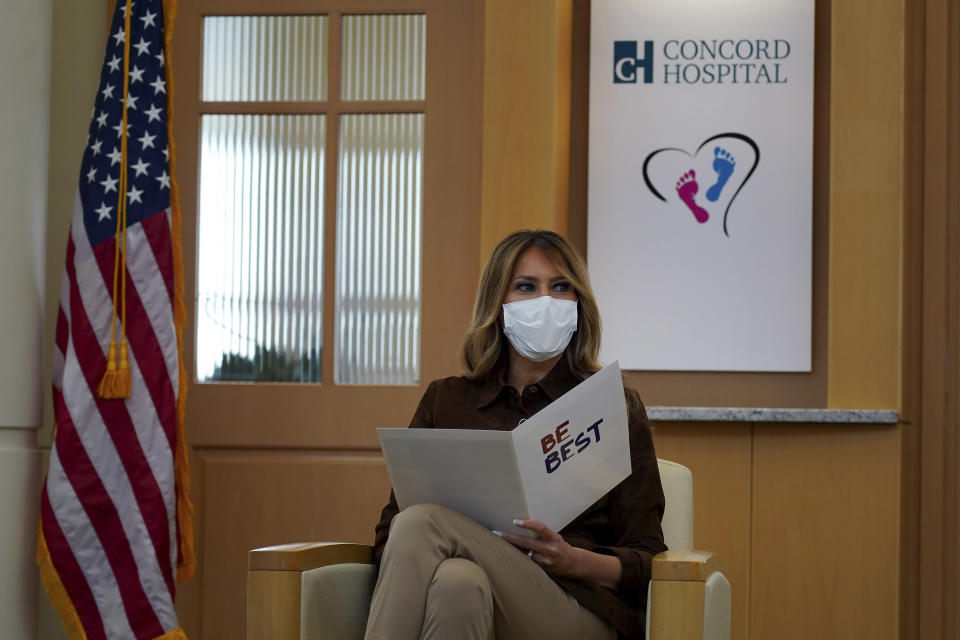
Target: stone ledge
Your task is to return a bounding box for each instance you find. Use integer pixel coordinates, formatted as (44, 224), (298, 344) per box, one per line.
(646, 407), (899, 424)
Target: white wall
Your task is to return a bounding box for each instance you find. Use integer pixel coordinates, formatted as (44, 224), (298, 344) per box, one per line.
(0, 0), (52, 637)
(0, 1), (105, 639)
(40, 3), (107, 443)
(34, 2), (106, 637)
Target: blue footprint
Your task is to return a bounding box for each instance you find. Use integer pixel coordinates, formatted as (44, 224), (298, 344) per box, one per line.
(706, 147), (736, 202)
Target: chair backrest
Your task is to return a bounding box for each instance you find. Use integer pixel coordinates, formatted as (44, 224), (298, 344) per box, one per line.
(657, 458), (693, 551)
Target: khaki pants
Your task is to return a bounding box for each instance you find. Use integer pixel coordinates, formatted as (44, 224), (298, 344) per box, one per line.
(364, 503), (617, 640)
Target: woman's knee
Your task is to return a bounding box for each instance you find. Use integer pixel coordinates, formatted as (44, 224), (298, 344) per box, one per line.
(428, 559), (492, 611)
(388, 503), (450, 538)
(383, 504), (444, 555)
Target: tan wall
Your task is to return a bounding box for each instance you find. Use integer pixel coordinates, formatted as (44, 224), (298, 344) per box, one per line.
(827, 0), (905, 411)
(480, 0), (572, 261)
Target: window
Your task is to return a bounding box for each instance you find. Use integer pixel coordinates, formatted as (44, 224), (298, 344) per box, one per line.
(195, 13), (426, 384)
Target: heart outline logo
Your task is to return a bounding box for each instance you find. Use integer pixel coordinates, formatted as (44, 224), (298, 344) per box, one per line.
(641, 132), (760, 237)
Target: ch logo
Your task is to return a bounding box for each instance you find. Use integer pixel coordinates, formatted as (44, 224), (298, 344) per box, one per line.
(614, 40), (654, 84)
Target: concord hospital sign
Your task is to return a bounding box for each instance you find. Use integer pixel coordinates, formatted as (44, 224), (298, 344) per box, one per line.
(613, 38), (794, 85)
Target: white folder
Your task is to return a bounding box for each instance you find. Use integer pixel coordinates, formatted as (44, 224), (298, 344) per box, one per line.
(377, 362), (631, 537)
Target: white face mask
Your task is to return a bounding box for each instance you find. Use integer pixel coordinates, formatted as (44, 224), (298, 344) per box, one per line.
(502, 296), (578, 363)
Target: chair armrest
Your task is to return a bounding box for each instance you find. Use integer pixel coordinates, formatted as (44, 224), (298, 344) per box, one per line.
(647, 550), (731, 640)
(652, 549), (725, 581)
(249, 542), (373, 571)
(247, 543), (373, 640)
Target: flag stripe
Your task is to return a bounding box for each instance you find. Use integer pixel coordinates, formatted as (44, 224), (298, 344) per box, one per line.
(126, 217), (180, 414)
(124, 350), (179, 591)
(41, 488), (108, 640)
(142, 208), (175, 305)
(55, 343), (177, 632)
(56, 308), (69, 354)
(55, 232), (173, 634)
(68, 211), (179, 611)
(65, 235), (177, 609)
(46, 446), (137, 640)
(71, 195), (179, 432)
(52, 389), (164, 639)
(92, 233), (177, 454)
(52, 347), (66, 392)
(138, 213), (180, 397)
(128, 216), (181, 580)
(52, 275), (72, 392)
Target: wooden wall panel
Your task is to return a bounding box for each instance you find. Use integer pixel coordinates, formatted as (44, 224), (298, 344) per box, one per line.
(827, 0), (905, 409)
(652, 423), (751, 640)
(910, 1), (960, 639)
(480, 0), (572, 262)
(751, 425), (901, 640)
(196, 450), (391, 640)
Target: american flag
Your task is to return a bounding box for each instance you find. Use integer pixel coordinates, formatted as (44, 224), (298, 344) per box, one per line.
(38, 1), (194, 638)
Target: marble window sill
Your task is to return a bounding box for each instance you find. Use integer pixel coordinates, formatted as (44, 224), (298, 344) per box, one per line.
(646, 407), (899, 424)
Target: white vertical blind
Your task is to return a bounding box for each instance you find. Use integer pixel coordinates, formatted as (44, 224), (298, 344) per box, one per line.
(202, 16), (328, 102)
(196, 115), (326, 381)
(341, 14), (426, 101)
(335, 114), (424, 384)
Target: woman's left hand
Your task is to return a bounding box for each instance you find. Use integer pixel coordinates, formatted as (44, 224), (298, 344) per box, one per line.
(497, 519), (583, 579)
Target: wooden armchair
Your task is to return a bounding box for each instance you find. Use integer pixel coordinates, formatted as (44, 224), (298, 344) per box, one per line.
(247, 459), (731, 640)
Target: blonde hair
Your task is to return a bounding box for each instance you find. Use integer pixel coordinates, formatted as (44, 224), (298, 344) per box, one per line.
(460, 230), (602, 381)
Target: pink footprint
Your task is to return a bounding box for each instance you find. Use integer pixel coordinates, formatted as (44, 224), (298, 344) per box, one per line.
(676, 170), (709, 224)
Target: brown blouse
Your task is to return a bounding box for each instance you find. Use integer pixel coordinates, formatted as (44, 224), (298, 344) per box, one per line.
(372, 356), (667, 639)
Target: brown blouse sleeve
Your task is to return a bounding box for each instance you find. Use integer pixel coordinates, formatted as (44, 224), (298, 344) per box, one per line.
(371, 380), (438, 565)
(593, 397), (667, 608)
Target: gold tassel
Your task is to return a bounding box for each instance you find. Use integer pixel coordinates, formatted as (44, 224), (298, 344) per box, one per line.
(98, 339), (131, 399)
(98, 339), (119, 398)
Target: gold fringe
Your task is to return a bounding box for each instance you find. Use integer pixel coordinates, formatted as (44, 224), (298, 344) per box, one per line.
(39, 526), (189, 639)
(163, 0), (197, 583)
(36, 526), (88, 640)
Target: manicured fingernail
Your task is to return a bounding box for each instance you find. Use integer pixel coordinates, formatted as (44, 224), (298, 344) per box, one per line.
(491, 530), (503, 537)
(512, 518), (524, 526)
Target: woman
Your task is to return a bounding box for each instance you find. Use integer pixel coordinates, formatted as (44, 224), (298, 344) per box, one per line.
(365, 230), (666, 640)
